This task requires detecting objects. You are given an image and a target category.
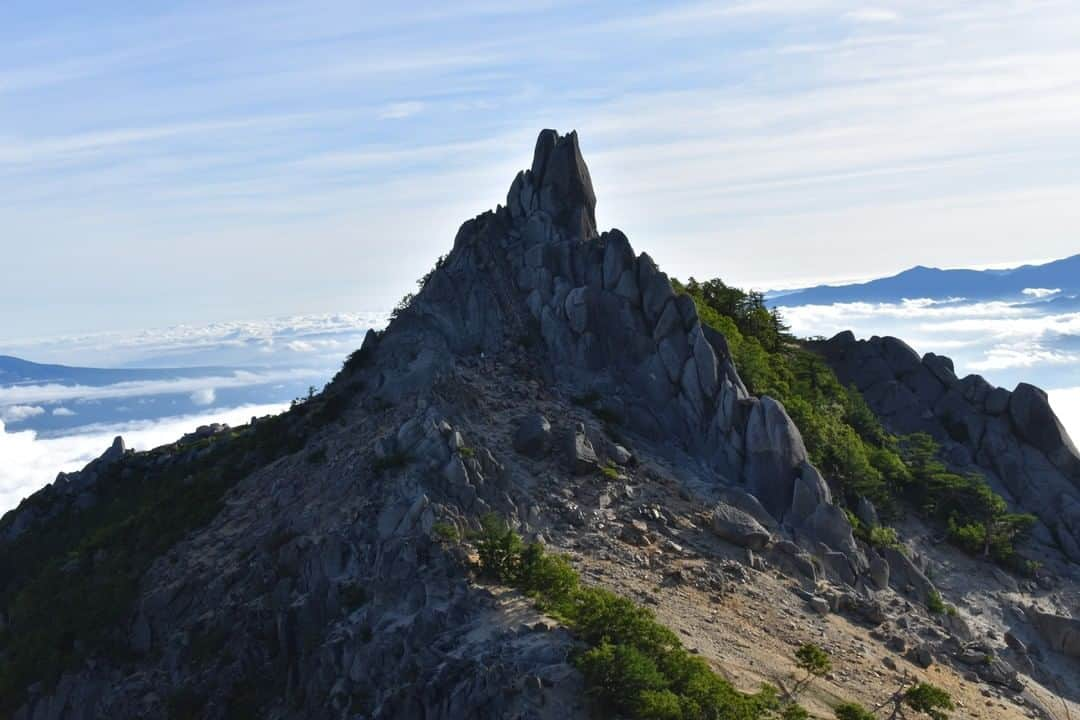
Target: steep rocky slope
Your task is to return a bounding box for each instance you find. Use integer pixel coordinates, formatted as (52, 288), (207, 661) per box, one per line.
(1, 131), (1076, 720)
(810, 333), (1080, 565)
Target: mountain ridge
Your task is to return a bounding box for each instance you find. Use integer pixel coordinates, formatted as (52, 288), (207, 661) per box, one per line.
(0, 354), (238, 387)
(770, 254), (1080, 307)
(1, 130), (1077, 720)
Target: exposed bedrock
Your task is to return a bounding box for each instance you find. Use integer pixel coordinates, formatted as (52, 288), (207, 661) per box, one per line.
(364, 129), (854, 560)
(812, 331), (1080, 562)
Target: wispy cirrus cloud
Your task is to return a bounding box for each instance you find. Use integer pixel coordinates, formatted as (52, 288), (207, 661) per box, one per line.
(4, 0), (1080, 337)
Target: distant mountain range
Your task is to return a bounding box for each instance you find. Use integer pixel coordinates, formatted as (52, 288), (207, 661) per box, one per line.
(771, 254), (1080, 307)
(0, 355), (232, 387)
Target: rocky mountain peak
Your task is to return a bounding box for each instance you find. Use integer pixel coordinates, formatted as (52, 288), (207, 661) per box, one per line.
(361, 128), (853, 553)
(4, 130), (1079, 720)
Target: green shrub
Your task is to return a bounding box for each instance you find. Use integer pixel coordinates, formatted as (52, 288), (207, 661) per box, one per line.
(432, 522), (460, 543)
(782, 703), (810, 720)
(868, 525), (901, 550)
(474, 513), (524, 582)
(674, 276), (1031, 569)
(517, 544), (579, 605)
(600, 462), (620, 481)
(904, 682), (954, 720)
(471, 515), (782, 719)
(926, 589), (946, 615)
(834, 702), (875, 720)
(578, 641), (670, 716)
(795, 643), (831, 678)
(458, 446), (476, 459)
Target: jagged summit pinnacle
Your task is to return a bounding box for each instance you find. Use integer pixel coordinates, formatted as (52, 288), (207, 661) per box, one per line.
(507, 129), (597, 241)
(360, 128), (845, 544)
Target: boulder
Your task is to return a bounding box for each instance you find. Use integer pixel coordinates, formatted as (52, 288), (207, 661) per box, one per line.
(743, 397), (808, 518)
(770, 540), (817, 583)
(879, 336), (922, 376)
(564, 423), (599, 475)
(985, 386), (1011, 415)
(601, 230), (634, 290)
(1009, 383), (1080, 475)
(710, 503), (772, 550)
(788, 462), (831, 527)
(513, 414), (551, 458)
(882, 546), (935, 602)
(923, 352), (957, 386)
(531, 129), (597, 237)
(822, 550), (857, 587)
(805, 502), (858, 556)
(1028, 610), (1080, 658)
(717, 487), (779, 530)
(868, 554), (889, 590)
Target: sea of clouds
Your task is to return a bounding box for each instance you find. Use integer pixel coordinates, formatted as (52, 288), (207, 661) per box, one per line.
(3, 301), (1077, 516)
(0, 403), (287, 513)
(0, 311), (386, 515)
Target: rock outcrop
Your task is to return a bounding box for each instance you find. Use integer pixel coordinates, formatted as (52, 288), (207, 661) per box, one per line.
(369, 129), (850, 552)
(1028, 609), (1080, 658)
(811, 331), (1080, 562)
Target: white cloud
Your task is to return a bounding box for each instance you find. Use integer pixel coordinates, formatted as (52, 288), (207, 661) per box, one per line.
(0, 402), (287, 514)
(1022, 287), (1061, 298)
(0, 405), (46, 423)
(0, 368), (316, 406)
(52, 407), (76, 416)
(189, 387), (216, 406)
(1, 311), (385, 368)
(286, 340), (315, 352)
(969, 347), (1080, 371)
(779, 296), (1080, 394)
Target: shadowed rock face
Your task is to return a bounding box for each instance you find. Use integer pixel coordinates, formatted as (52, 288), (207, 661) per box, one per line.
(810, 332), (1080, 562)
(366, 129), (844, 540)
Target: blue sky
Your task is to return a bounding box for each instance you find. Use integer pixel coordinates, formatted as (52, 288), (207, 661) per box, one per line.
(3, 0), (1080, 338)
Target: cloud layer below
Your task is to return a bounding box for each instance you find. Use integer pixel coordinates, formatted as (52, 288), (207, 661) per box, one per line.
(0, 402), (287, 514)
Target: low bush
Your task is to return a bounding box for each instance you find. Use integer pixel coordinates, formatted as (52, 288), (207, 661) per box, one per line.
(474, 515), (782, 719)
(834, 702), (875, 720)
(432, 522), (460, 543)
(904, 682), (954, 720)
(926, 589), (946, 615)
